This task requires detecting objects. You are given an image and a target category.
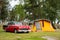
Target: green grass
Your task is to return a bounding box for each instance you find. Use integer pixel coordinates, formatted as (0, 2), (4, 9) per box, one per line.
(25, 37), (46, 40)
(0, 26), (60, 40)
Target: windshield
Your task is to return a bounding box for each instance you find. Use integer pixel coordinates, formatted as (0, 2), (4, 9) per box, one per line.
(7, 21), (22, 25)
(14, 22), (22, 25)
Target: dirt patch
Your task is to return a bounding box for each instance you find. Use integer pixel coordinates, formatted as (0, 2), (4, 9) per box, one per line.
(42, 36), (57, 40)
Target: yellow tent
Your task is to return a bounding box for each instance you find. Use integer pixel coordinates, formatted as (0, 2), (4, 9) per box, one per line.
(31, 19), (55, 32)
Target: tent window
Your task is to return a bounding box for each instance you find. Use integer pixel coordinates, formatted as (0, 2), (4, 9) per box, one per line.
(35, 22), (41, 30)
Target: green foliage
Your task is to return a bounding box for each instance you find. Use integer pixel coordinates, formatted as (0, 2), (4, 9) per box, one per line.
(24, 0), (57, 23)
(10, 5), (26, 21)
(5, 0), (60, 23)
(0, 0), (60, 23)
(56, 0), (60, 24)
(0, 0), (9, 21)
(45, 0), (57, 22)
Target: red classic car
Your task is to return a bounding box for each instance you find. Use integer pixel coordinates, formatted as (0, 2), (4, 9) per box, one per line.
(3, 21), (31, 33)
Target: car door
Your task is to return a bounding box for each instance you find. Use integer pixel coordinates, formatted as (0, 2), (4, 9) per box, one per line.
(8, 25), (15, 32)
(5, 25), (10, 31)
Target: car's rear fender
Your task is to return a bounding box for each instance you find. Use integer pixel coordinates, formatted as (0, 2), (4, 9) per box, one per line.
(3, 25), (8, 30)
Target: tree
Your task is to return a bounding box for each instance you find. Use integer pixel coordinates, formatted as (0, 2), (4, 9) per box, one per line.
(24, 0), (57, 23)
(0, 0), (9, 21)
(24, 0), (41, 20)
(42, 0), (57, 23)
(10, 5), (26, 21)
(56, 0), (60, 24)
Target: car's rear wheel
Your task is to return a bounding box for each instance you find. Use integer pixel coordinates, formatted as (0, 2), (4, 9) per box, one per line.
(14, 29), (17, 33)
(6, 30), (8, 32)
(26, 31), (29, 33)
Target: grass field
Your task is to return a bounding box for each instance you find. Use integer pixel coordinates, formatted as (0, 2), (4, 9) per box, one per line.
(0, 26), (60, 40)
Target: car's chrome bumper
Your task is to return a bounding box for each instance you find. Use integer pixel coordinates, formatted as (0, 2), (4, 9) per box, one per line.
(17, 30), (31, 32)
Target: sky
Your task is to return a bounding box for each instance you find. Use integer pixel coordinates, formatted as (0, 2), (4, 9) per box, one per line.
(9, 0), (24, 10)
(9, 0), (20, 8)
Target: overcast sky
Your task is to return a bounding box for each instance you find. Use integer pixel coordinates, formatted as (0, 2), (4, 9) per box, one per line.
(9, 0), (24, 10)
(9, 0), (20, 8)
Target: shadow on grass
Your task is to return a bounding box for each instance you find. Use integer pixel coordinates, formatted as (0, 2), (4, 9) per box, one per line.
(0, 30), (29, 34)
